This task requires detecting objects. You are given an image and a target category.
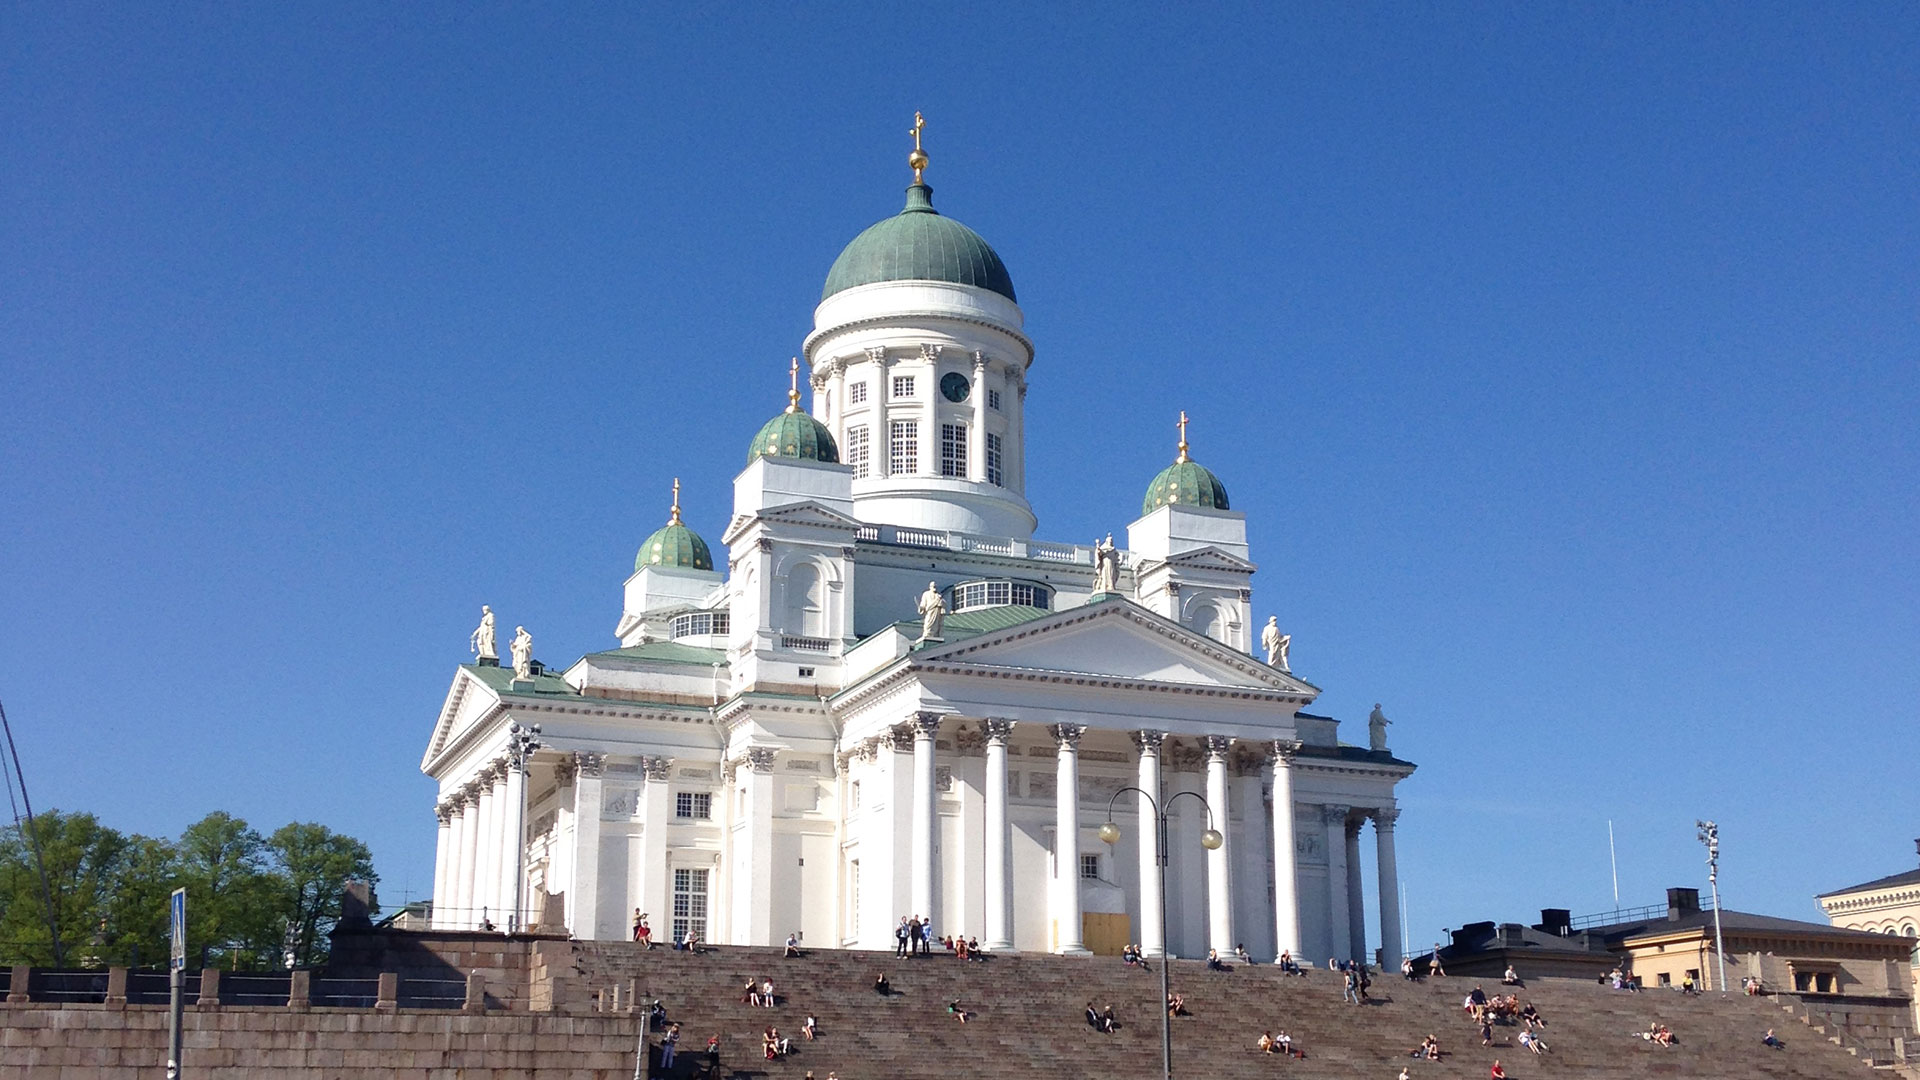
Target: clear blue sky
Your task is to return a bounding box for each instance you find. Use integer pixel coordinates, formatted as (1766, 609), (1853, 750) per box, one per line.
(5, 4), (1916, 944)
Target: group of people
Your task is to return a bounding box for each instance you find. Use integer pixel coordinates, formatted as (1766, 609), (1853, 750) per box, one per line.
(1084, 1001), (1120, 1033)
(1407, 1033), (1444, 1060)
(1254, 1030), (1301, 1058)
(894, 915), (934, 956)
(1640, 1022), (1676, 1046)
(740, 977), (779, 1008)
(655, 1024), (722, 1073)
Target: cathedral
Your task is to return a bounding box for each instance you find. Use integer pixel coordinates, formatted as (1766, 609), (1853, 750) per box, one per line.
(421, 122), (1414, 967)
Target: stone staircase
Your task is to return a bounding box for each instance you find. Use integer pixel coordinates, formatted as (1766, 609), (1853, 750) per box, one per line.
(556, 941), (1882, 1079)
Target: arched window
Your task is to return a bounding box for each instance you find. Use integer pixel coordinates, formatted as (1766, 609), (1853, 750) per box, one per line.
(1904, 924), (1918, 967)
(785, 563), (824, 637)
(1191, 603), (1221, 644)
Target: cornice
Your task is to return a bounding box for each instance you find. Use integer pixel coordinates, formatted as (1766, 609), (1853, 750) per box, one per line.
(804, 313), (1035, 366)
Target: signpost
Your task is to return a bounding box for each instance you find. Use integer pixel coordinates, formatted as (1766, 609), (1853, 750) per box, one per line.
(167, 887), (186, 1078)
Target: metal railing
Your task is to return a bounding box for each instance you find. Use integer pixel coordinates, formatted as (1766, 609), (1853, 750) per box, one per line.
(1566, 902), (1673, 932)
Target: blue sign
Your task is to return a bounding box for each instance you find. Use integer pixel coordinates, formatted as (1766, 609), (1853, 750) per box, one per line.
(169, 888), (187, 970)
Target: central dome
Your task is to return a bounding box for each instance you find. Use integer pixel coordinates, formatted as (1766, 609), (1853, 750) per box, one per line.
(822, 183), (1016, 302)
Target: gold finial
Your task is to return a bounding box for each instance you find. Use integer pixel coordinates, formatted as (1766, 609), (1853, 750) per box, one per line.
(908, 111), (929, 183)
(786, 357), (801, 413)
(669, 477), (682, 525)
(1176, 411), (1190, 463)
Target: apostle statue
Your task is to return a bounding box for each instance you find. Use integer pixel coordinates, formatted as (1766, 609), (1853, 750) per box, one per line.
(510, 626), (534, 682)
(917, 581), (947, 643)
(1261, 616), (1291, 672)
(470, 605), (498, 662)
(1091, 533), (1120, 594)
(1368, 703), (1393, 752)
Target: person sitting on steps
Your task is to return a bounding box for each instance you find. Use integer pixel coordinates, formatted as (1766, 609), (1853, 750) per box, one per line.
(803, 1015), (817, 1041)
(949, 999), (969, 1024)
(1166, 992), (1187, 1017)
(741, 978), (761, 1006)
(784, 932), (801, 958)
(1518, 1029), (1548, 1055)
(1257, 1031), (1278, 1054)
(1234, 943), (1252, 965)
(873, 972), (891, 996)
(1207, 948), (1227, 971)
(1501, 964), (1522, 987)
(1100, 1004), (1119, 1033)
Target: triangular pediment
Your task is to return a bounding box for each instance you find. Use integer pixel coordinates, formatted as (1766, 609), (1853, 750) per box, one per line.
(1158, 545), (1257, 574)
(420, 667), (503, 771)
(721, 501), (861, 544)
(913, 600), (1316, 697)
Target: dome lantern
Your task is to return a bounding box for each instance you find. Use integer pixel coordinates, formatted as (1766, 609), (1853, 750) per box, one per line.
(636, 478), (714, 572)
(1142, 411), (1231, 514)
(747, 358), (841, 464)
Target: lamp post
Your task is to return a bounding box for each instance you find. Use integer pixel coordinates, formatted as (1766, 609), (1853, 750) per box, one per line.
(1098, 786), (1223, 1080)
(1696, 819), (1727, 994)
(505, 721), (543, 933)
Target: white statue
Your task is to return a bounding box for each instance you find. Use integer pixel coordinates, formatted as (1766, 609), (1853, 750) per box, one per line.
(1368, 703), (1392, 752)
(470, 605), (498, 662)
(1091, 534), (1120, 594)
(916, 582), (946, 643)
(1262, 616), (1290, 671)
(510, 626), (534, 681)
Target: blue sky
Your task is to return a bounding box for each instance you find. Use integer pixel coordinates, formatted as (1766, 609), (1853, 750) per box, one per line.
(4, 4), (1916, 944)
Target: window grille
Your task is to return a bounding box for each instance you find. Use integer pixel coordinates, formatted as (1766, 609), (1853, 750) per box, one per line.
(940, 423), (967, 478)
(889, 420), (918, 476)
(986, 432), (1003, 486)
(847, 425), (869, 479)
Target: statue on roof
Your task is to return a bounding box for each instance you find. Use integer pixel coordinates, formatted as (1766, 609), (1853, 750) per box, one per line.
(511, 626), (534, 682)
(917, 581), (946, 643)
(1091, 534), (1120, 594)
(1368, 703), (1392, 752)
(1262, 616), (1290, 672)
(470, 605), (498, 663)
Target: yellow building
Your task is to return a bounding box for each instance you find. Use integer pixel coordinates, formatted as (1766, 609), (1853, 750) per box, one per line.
(1818, 843), (1920, 1027)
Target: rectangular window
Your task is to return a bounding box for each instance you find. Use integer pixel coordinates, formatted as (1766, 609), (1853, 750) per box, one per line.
(1080, 854), (1100, 880)
(849, 381), (868, 405)
(846, 425), (870, 479)
(889, 420), (918, 476)
(848, 780), (860, 812)
(986, 432), (1004, 486)
(672, 868), (708, 943)
(988, 388), (1002, 411)
(847, 859), (860, 938)
(940, 423), (967, 478)
(891, 375), (915, 399)
(675, 792), (711, 820)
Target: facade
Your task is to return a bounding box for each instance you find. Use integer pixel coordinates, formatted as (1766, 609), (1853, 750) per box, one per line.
(1818, 843), (1920, 1026)
(419, 140), (1415, 966)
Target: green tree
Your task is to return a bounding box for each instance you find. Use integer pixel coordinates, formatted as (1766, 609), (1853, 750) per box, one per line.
(266, 822), (377, 967)
(0, 810), (181, 967)
(176, 812), (278, 968)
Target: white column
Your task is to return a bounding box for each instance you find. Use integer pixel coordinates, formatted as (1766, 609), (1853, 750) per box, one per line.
(569, 754), (606, 939)
(826, 359), (847, 448)
(641, 756), (674, 939)
(442, 796), (470, 929)
(1133, 730), (1166, 958)
(503, 759), (528, 931)
(1345, 818), (1367, 964)
(488, 764), (512, 929)
(983, 718), (1015, 951)
(1269, 742), (1302, 962)
(871, 349), (891, 479)
(472, 768), (500, 928)
(431, 803), (452, 930)
(453, 786), (480, 929)
(1051, 723), (1089, 955)
(1010, 375), (1026, 493)
(968, 352), (988, 481)
(1374, 808), (1403, 971)
(1324, 804), (1351, 964)
(740, 747), (777, 945)
(1203, 736), (1235, 954)
(910, 713), (940, 930)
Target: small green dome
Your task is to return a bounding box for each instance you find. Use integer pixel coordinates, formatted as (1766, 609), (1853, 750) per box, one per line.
(1143, 460), (1231, 515)
(822, 184), (1016, 302)
(636, 521), (713, 572)
(748, 410), (840, 465)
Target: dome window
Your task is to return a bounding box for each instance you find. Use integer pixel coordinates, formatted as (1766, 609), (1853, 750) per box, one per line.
(670, 612), (729, 640)
(949, 579), (1050, 613)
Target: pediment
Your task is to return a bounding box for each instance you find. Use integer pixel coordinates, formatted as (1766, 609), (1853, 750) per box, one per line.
(913, 600), (1315, 697)
(1159, 545), (1257, 574)
(721, 501), (862, 544)
(420, 668), (503, 771)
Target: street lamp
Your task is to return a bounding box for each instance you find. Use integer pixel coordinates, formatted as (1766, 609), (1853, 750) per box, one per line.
(506, 721), (543, 933)
(1098, 787), (1222, 1080)
(1696, 819), (1728, 994)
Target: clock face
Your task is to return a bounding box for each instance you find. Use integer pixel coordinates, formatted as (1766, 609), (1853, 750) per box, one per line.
(940, 371), (972, 403)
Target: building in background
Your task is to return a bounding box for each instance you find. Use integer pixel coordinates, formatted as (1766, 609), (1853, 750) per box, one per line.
(1819, 841), (1920, 1029)
(416, 130), (1415, 965)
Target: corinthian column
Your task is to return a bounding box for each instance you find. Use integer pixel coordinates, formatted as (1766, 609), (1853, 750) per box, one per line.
(1051, 723), (1089, 955)
(1269, 741), (1303, 961)
(910, 712), (941, 929)
(1324, 804), (1351, 963)
(1133, 730), (1166, 958)
(983, 718), (1015, 950)
(1203, 735), (1235, 954)
(1374, 808), (1403, 970)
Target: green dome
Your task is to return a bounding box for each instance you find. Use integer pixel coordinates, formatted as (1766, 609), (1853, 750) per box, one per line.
(748, 409), (840, 465)
(822, 184), (1016, 302)
(1142, 460), (1231, 515)
(636, 520), (713, 572)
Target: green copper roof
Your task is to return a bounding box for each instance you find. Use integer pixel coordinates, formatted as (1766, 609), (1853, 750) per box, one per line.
(583, 642), (728, 667)
(636, 521), (713, 572)
(1143, 459), (1231, 515)
(822, 184), (1016, 302)
(748, 410), (840, 465)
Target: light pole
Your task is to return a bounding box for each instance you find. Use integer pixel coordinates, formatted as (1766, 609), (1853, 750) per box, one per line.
(506, 722), (543, 933)
(1098, 787), (1223, 1080)
(1696, 819), (1728, 993)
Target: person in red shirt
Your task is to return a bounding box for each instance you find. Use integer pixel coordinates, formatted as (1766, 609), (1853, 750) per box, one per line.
(1489, 1061), (1508, 1080)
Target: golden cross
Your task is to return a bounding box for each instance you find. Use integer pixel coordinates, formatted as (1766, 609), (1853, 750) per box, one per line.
(1177, 410), (1190, 462)
(911, 111), (925, 152)
(787, 357), (801, 413)
(909, 111), (929, 183)
(670, 477), (682, 524)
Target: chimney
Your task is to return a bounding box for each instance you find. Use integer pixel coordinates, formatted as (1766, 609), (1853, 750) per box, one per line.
(1913, 837), (1919, 864)
(1537, 908), (1572, 937)
(1666, 887), (1700, 919)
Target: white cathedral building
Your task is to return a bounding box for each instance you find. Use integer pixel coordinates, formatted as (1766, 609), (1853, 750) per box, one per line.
(421, 134), (1414, 967)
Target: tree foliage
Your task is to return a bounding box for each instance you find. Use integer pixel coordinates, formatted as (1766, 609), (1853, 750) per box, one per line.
(0, 809), (379, 969)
